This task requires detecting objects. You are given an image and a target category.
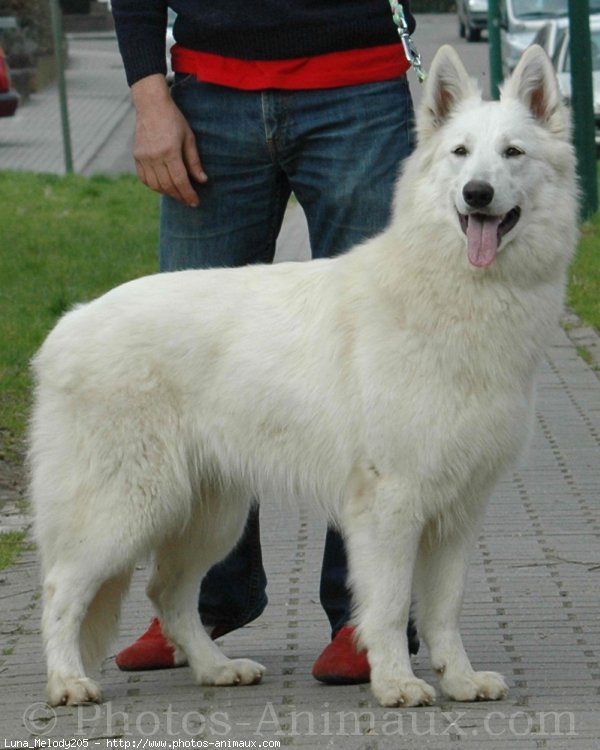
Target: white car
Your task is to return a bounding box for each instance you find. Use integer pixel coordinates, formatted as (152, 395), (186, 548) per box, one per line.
(457, 0), (488, 42)
(530, 17), (569, 59)
(551, 17), (600, 146)
(501, 0), (600, 75)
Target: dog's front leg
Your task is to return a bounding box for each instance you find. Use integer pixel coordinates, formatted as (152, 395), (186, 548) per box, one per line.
(342, 472), (435, 708)
(413, 519), (508, 702)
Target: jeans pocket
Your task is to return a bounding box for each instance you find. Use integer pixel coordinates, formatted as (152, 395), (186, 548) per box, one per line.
(170, 72), (197, 93)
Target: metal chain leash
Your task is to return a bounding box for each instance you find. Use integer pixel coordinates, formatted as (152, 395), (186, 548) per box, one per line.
(388, 0), (427, 82)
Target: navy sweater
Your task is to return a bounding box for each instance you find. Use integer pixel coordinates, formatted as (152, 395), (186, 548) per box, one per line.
(112, 1), (416, 86)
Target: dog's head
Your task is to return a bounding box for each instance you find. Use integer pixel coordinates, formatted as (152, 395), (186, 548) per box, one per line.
(414, 44), (575, 270)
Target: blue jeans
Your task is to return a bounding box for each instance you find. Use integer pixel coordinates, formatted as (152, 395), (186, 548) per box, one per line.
(161, 75), (415, 636)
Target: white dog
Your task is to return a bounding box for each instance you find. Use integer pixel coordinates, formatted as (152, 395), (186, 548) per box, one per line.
(30, 45), (577, 708)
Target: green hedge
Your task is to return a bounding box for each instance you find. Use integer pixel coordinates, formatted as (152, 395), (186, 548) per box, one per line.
(0, 0), (53, 57)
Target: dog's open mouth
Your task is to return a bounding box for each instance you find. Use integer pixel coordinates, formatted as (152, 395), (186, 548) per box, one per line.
(458, 208), (521, 268)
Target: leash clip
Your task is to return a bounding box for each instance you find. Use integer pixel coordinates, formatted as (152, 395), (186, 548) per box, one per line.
(388, 0), (427, 83)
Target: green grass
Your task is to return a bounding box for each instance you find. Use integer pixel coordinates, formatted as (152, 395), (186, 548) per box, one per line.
(0, 171), (160, 456)
(0, 530), (27, 570)
(569, 215), (600, 331)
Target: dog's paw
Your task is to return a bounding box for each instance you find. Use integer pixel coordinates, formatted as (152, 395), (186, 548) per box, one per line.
(209, 658), (266, 687)
(441, 670), (508, 702)
(47, 674), (102, 706)
(372, 675), (436, 708)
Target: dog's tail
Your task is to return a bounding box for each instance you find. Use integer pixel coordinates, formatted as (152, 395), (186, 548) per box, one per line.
(80, 569), (133, 671)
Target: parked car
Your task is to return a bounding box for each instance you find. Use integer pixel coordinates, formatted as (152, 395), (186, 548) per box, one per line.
(551, 16), (600, 147)
(530, 18), (569, 59)
(500, 0), (600, 75)
(0, 43), (19, 117)
(458, 0), (488, 42)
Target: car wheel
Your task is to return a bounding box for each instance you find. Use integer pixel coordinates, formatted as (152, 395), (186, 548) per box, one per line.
(459, 20), (465, 38)
(467, 25), (481, 42)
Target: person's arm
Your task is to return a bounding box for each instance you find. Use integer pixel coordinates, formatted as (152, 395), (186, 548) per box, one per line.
(112, 0), (206, 206)
(131, 74), (206, 207)
(112, 0), (169, 86)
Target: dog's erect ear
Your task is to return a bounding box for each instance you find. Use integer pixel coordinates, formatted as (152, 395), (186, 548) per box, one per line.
(418, 45), (478, 137)
(502, 44), (568, 136)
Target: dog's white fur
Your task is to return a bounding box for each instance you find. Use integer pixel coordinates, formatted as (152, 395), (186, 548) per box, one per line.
(30, 46), (577, 708)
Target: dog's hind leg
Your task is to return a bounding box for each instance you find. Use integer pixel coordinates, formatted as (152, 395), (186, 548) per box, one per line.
(147, 495), (266, 687)
(80, 570), (133, 672)
(42, 561), (132, 706)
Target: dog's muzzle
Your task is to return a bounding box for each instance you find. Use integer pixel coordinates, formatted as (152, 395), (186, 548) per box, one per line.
(458, 181), (521, 267)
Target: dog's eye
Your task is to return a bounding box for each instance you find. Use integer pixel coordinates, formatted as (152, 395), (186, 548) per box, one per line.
(504, 146), (525, 158)
(452, 146), (468, 157)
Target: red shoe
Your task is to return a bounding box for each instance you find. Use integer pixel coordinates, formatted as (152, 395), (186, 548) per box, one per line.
(115, 618), (236, 671)
(311, 626), (370, 685)
(116, 618), (184, 671)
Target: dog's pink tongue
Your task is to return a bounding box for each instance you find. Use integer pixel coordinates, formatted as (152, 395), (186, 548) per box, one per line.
(466, 215), (502, 267)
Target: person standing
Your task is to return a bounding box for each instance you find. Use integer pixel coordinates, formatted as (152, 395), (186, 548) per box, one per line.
(111, 0), (419, 684)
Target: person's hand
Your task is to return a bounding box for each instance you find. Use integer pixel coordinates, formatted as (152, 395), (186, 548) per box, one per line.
(131, 74), (207, 207)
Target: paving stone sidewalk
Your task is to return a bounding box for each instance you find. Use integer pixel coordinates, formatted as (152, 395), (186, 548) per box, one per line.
(0, 33), (133, 175)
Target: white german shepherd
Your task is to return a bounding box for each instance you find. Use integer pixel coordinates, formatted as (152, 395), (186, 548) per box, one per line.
(30, 45), (577, 708)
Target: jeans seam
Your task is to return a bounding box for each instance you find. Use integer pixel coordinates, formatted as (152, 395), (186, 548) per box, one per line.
(261, 91), (277, 162)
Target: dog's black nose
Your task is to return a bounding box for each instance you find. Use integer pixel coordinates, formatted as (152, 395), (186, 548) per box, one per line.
(463, 180), (494, 209)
